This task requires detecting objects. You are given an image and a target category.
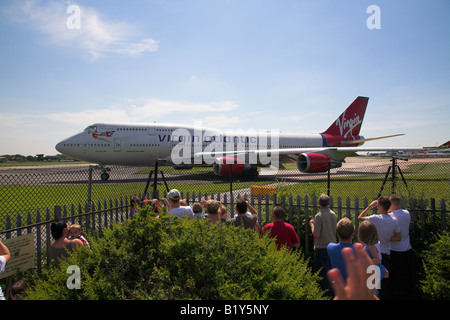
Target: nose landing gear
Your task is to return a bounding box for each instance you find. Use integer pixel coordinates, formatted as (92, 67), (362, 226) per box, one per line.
(100, 167), (111, 180)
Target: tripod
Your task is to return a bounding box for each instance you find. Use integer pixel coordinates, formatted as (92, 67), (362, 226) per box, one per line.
(377, 156), (408, 198)
(142, 159), (170, 200)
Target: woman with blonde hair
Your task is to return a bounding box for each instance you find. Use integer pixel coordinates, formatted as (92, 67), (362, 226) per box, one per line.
(358, 220), (388, 298)
(358, 220), (382, 265)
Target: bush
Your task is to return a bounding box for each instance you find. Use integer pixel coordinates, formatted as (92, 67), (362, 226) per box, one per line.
(420, 232), (450, 299)
(25, 207), (325, 300)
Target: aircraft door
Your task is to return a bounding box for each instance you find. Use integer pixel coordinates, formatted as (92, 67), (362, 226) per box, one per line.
(114, 139), (121, 152)
(82, 143), (90, 153)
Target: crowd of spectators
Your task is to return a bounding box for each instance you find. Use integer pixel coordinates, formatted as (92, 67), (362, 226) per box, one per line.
(0, 189), (413, 300)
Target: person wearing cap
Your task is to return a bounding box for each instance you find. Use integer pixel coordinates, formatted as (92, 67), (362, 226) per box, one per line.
(162, 189), (194, 219)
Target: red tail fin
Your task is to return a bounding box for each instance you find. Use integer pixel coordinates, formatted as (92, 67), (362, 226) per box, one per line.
(322, 96), (368, 138)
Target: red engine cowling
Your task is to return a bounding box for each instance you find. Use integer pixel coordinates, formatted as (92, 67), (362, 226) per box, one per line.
(213, 157), (249, 176)
(297, 153), (342, 173)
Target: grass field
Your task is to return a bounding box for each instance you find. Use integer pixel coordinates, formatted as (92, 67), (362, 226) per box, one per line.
(1, 159), (449, 229)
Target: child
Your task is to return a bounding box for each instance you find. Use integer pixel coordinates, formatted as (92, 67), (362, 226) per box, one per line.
(327, 217), (355, 283)
(358, 220), (383, 264)
(129, 196), (140, 218)
(192, 202), (203, 218)
(219, 204), (228, 223)
(358, 220), (388, 296)
(69, 224), (90, 248)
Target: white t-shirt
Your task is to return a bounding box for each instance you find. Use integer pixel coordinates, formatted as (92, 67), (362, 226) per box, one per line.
(389, 209), (412, 252)
(0, 256), (6, 300)
(364, 214), (400, 255)
(169, 206), (194, 219)
(234, 211), (252, 218)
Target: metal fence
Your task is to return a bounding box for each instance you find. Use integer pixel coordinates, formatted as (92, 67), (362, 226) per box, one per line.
(1, 156), (449, 299)
(0, 191), (448, 298)
(1, 156), (449, 227)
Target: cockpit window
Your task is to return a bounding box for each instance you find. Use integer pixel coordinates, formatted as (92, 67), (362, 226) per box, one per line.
(85, 125), (97, 131)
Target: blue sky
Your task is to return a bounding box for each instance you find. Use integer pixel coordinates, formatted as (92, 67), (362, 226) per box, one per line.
(1, 0), (449, 156)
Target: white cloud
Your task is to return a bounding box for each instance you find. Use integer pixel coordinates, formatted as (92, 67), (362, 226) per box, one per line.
(128, 99), (239, 118)
(43, 107), (132, 126)
(6, 0), (158, 61)
(199, 115), (243, 129)
(5, 99), (240, 127)
(0, 99), (242, 154)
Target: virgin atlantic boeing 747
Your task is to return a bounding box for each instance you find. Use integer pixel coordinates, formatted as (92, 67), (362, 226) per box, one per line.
(55, 96), (422, 180)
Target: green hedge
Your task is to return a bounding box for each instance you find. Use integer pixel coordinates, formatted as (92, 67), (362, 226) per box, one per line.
(25, 207), (325, 300)
(420, 232), (450, 299)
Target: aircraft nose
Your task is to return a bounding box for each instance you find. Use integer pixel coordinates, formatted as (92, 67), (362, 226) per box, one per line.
(55, 141), (63, 153)
(55, 140), (67, 154)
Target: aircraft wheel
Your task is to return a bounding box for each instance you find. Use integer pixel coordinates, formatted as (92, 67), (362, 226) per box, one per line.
(101, 172), (110, 181)
(249, 167), (259, 178)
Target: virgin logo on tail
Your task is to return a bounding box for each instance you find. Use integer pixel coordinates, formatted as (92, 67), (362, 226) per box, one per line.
(335, 110), (362, 138)
(322, 96), (368, 138)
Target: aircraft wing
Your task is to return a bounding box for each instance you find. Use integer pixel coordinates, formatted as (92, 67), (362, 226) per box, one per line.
(194, 146), (423, 157)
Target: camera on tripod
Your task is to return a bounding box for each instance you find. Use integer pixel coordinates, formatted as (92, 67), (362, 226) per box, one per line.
(377, 156), (408, 198)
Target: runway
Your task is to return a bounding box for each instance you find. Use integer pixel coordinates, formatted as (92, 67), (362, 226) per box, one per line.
(0, 157), (445, 187)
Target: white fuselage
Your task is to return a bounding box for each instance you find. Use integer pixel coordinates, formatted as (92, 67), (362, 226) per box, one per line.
(55, 122), (326, 166)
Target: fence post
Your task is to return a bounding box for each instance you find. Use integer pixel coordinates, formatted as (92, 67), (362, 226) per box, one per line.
(354, 197), (360, 241)
(337, 197), (342, 220)
(288, 196), (293, 225)
(104, 199), (108, 229)
(346, 197), (351, 219)
(265, 195), (270, 224)
(296, 196), (301, 246)
(420, 199), (425, 240)
(409, 198), (415, 244)
(45, 208), (51, 266)
(430, 198), (436, 229)
(312, 195), (317, 216)
(54, 205), (62, 222)
(120, 197), (124, 223)
(304, 195), (309, 257)
(90, 202), (95, 234)
(5, 216), (11, 239)
(441, 199), (447, 232)
(36, 210), (42, 275)
(87, 165), (93, 208)
(114, 198), (119, 223)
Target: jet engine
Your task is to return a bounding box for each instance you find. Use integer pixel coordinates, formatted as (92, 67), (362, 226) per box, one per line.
(296, 153), (342, 173)
(212, 157), (258, 177)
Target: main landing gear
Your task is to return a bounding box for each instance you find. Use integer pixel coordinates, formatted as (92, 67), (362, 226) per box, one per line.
(99, 167), (111, 181)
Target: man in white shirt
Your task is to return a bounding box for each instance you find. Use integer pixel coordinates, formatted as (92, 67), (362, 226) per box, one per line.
(162, 189), (194, 219)
(0, 240), (11, 300)
(388, 194), (414, 299)
(358, 196), (401, 299)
